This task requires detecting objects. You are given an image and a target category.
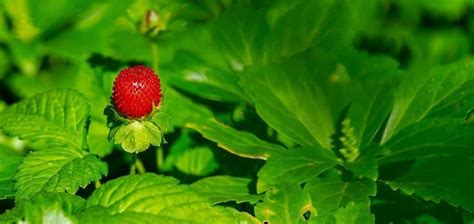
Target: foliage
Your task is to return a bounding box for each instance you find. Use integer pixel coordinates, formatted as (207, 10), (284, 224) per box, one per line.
(0, 0), (473, 223)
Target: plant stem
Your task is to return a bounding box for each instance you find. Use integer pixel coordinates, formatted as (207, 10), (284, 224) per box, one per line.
(130, 153), (138, 175)
(156, 146), (163, 172)
(151, 41), (159, 72)
(135, 157), (146, 174)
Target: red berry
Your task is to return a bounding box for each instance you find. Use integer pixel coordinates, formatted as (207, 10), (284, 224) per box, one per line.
(112, 65), (162, 119)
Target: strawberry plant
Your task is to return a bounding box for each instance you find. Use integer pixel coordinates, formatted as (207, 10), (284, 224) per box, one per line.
(0, 0), (473, 223)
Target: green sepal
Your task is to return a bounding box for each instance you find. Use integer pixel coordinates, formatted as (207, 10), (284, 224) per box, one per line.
(104, 105), (167, 153)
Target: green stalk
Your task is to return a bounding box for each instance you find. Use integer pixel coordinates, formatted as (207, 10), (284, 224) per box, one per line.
(130, 153), (138, 175)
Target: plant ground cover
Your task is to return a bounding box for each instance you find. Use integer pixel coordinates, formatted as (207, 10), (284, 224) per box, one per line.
(0, 0), (473, 223)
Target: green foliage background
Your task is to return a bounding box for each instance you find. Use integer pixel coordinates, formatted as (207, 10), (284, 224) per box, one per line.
(0, 0), (473, 223)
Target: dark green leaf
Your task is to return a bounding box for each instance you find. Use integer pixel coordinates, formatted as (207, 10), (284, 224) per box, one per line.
(379, 119), (474, 163)
(382, 62), (474, 142)
(386, 155), (474, 212)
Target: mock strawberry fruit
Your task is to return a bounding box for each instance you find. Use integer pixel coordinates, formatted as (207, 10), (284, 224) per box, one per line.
(112, 65), (162, 119)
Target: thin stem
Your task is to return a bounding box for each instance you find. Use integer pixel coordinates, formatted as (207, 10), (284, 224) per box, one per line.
(135, 158), (146, 174)
(151, 41), (159, 72)
(156, 146), (164, 172)
(130, 153), (138, 175)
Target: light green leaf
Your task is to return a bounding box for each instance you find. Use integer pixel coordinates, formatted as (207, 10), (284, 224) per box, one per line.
(0, 156), (22, 199)
(187, 118), (285, 160)
(334, 202), (374, 224)
(0, 192), (85, 223)
(255, 183), (315, 223)
(382, 62), (474, 142)
(386, 155), (474, 212)
(191, 175), (262, 204)
(379, 118), (474, 163)
(174, 147), (219, 176)
(82, 173), (259, 223)
(15, 147), (107, 200)
(113, 121), (162, 153)
(0, 89), (90, 149)
(257, 147), (338, 193)
(304, 174), (376, 223)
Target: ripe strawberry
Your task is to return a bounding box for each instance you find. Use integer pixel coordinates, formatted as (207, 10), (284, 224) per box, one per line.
(112, 65), (162, 119)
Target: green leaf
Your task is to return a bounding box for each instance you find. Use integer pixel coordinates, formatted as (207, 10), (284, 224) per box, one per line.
(187, 118), (285, 160)
(255, 183), (315, 223)
(382, 62), (474, 142)
(257, 147), (339, 193)
(386, 155), (474, 212)
(81, 173), (259, 223)
(113, 120), (162, 153)
(213, 3), (269, 68)
(0, 192), (85, 223)
(163, 51), (250, 103)
(174, 147), (219, 176)
(0, 156), (22, 199)
(348, 82), (395, 148)
(241, 56), (335, 149)
(334, 202), (375, 224)
(344, 145), (380, 180)
(427, 79), (474, 119)
(191, 175), (262, 205)
(379, 118), (474, 163)
(15, 147), (108, 200)
(213, 0), (356, 68)
(161, 132), (193, 171)
(304, 174), (376, 223)
(0, 89), (90, 149)
(163, 87), (213, 128)
(43, 1), (135, 60)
